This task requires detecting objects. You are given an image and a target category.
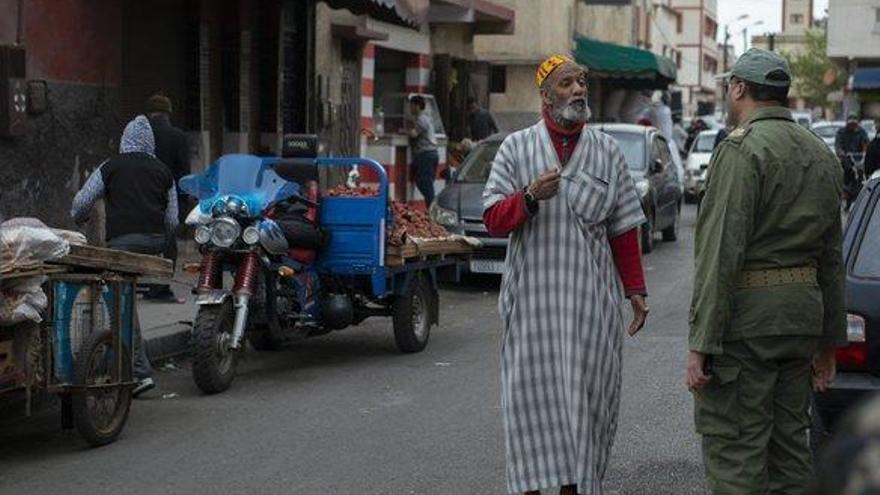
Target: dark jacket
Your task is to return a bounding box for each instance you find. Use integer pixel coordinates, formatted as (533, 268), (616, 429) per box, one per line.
(149, 114), (190, 181)
(469, 108), (499, 141)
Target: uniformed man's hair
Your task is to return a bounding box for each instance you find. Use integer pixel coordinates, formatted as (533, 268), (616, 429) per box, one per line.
(737, 77), (789, 106)
(410, 95), (426, 110)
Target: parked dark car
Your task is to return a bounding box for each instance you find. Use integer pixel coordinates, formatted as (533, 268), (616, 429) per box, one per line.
(594, 124), (683, 253)
(430, 133), (508, 274)
(813, 177), (880, 443)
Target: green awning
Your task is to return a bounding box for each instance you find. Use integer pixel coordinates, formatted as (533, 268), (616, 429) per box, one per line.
(574, 36), (676, 87)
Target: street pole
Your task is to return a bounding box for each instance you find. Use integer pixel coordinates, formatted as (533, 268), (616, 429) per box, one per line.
(742, 26), (748, 54)
(723, 27), (730, 72)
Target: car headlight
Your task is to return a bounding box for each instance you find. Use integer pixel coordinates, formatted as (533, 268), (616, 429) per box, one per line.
(242, 225), (260, 245)
(635, 179), (649, 198)
(194, 225), (212, 245)
(211, 217), (241, 248)
(429, 202), (459, 227)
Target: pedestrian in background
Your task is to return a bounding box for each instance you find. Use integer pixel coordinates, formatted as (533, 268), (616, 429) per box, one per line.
(687, 49), (846, 494)
(71, 115), (179, 398)
(406, 95), (439, 207)
(467, 96), (499, 141)
(145, 94), (190, 304)
(483, 54), (649, 495)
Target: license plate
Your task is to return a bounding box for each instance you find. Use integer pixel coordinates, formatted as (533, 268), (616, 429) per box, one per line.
(470, 260), (505, 274)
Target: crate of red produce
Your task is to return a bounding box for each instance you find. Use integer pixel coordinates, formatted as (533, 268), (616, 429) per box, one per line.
(316, 160), (475, 281)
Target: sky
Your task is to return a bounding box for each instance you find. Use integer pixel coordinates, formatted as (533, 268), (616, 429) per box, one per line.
(717, 0), (830, 55)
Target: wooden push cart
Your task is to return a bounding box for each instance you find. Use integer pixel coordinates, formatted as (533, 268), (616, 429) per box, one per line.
(0, 245), (171, 446)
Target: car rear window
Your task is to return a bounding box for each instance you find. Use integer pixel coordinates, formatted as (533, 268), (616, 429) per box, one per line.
(692, 133), (716, 153)
(853, 195), (880, 278)
(814, 125), (840, 139)
(457, 142), (502, 183)
(604, 131), (646, 171)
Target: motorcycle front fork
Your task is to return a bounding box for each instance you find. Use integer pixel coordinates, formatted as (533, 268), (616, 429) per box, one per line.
(198, 250), (260, 350)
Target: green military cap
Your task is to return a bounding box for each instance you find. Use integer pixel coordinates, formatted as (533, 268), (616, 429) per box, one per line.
(723, 48), (791, 87)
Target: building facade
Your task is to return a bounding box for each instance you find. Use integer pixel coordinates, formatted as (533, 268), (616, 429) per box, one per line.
(827, 0), (880, 118)
(670, 0), (719, 117)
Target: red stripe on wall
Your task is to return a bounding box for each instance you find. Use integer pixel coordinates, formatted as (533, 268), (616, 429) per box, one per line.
(405, 53), (431, 69)
(363, 43), (376, 59)
(360, 116), (374, 130)
(405, 85), (427, 93)
(361, 78), (374, 96)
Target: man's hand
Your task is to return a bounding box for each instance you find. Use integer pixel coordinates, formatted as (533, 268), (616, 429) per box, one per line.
(686, 350), (712, 392)
(627, 295), (649, 336)
(812, 347), (837, 392)
(527, 168), (561, 201)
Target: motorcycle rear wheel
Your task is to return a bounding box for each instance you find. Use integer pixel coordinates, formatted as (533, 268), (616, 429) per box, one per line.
(191, 301), (238, 394)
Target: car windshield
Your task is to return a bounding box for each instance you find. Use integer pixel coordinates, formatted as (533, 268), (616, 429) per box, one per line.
(456, 141), (502, 183)
(814, 125), (841, 139)
(853, 195), (880, 279)
(692, 133), (716, 153)
(604, 131), (646, 171)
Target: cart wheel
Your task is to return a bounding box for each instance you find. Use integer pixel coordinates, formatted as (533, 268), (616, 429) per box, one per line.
(191, 302), (238, 394)
(71, 330), (132, 447)
(392, 273), (433, 353)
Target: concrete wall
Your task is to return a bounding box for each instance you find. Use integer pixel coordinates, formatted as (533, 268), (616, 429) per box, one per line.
(489, 64), (541, 128)
(474, 0), (573, 63)
(782, 0), (813, 35)
(827, 0), (880, 59)
(431, 24), (475, 60)
(0, 0), (123, 230)
(575, 4), (634, 46)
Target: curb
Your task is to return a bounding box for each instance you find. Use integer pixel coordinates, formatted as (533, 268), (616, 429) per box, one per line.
(145, 324), (191, 363)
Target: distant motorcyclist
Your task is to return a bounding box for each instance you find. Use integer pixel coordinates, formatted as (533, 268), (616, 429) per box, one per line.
(835, 113), (870, 207)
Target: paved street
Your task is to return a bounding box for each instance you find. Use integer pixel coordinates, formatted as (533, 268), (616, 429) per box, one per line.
(0, 206), (704, 495)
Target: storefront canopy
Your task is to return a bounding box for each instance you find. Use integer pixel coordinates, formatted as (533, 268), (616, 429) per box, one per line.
(853, 68), (880, 91)
(573, 36), (677, 89)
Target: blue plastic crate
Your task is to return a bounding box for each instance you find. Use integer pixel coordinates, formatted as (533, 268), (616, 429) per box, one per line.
(315, 158), (390, 296)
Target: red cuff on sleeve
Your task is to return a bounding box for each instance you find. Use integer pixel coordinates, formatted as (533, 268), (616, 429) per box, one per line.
(483, 191), (529, 237)
(609, 228), (646, 296)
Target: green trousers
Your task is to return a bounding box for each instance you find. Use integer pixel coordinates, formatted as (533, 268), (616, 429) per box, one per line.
(694, 337), (819, 495)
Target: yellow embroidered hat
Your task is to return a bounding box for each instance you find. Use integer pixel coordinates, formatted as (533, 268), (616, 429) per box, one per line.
(536, 54), (577, 88)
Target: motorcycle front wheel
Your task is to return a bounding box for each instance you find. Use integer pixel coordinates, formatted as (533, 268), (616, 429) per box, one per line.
(191, 301), (238, 394)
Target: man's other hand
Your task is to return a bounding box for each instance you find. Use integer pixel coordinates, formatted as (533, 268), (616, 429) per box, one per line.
(627, 295), (649, 336)
(812, 347), (837, 392)
(686, 350), (712, 392)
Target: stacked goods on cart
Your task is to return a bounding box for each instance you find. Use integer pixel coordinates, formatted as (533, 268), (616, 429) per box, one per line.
(322, 184), (479, 265)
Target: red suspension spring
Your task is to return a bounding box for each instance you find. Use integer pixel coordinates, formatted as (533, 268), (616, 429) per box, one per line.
(197, 252), (222, 291)
(233, 251), (260, 296)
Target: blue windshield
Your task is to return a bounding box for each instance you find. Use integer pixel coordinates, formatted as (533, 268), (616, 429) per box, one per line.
(178, 154), (299, 217)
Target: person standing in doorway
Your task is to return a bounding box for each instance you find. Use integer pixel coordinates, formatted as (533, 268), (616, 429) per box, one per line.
(406, 95), (439, 208)
(483, 54), (649, 495)
(145, 94), (190, 303)
(467, 96), (499, 141)
(687, 49), (846, 494)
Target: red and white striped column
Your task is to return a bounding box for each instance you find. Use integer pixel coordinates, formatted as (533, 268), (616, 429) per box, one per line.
(405, 53), (431, 93)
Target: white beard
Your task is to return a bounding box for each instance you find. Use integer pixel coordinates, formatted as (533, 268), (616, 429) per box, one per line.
(551, 96), (590, 126)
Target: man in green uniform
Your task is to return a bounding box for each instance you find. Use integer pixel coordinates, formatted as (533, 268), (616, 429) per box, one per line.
(685, 48), (847, 494)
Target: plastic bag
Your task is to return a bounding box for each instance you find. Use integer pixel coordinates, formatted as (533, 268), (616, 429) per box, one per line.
(0, 217), (70, 272)
(0, 276), (48, 326)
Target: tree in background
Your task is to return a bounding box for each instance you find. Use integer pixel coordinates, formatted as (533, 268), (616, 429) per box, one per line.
(783, 29), (845, 113)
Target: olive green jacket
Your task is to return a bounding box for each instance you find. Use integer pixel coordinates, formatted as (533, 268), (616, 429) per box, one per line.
(689, 107), (847, 354)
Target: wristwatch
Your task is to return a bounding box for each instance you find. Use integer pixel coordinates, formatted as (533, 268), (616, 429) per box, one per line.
(523, 188), (539, 215)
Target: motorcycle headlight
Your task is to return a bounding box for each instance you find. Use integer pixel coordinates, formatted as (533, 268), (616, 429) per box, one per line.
(211, 217), (241, 248)
(225, 196), (249, 217)
(429, 202), (459, 227)
(635, 179), (650, 198)
(194, 225), (212, 245)
(242, 225), (260, 245)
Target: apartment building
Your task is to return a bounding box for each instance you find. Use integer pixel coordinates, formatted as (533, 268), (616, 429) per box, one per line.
(670, 0), (719, 116)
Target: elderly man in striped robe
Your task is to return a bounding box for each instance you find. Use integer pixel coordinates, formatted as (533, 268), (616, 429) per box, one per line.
(482, 55), (650, 495)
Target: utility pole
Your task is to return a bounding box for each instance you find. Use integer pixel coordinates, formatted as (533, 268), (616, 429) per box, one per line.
(768, 33), (776, 51)
(742, 26), (749, 54)
(723, 26), (731, 72)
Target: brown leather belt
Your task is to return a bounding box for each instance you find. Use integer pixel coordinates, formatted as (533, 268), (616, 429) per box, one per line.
(737, 266), (817, 289)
